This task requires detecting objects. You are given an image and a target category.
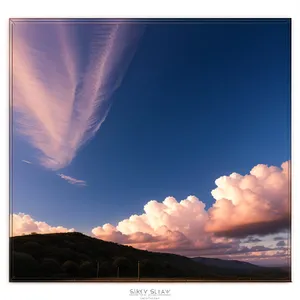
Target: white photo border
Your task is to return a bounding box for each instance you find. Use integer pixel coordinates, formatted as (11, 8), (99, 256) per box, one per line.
(1, 0), (298, 299)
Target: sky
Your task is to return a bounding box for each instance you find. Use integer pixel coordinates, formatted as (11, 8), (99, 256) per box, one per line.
(11, 19), (291, 266)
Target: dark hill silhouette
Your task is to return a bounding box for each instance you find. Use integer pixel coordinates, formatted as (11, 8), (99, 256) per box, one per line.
(10, 232), (290, 281)
(192, 257), (261, 271)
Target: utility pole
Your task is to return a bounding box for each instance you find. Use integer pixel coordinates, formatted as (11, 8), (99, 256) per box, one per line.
(96, 260), (99, 278)
(138, 261), (140, 281)
(117, 266), (120, 278)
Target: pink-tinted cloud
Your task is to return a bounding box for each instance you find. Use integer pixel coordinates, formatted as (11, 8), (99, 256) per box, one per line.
(12, 22), (143, 170)
(92, 195), (211, 252)
(206, 161), (290, 237)
(91, 161), (290, 257)
(57, 173), (87, 186)
(11, 213), (75, 236)
(209, 248), (290, 266)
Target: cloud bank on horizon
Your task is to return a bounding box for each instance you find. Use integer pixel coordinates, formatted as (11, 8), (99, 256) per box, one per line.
(91, 161), (290, 258)
(12, 22), (143, 170)
(11, 213), (75, 236)
(11, 161), (290, 263)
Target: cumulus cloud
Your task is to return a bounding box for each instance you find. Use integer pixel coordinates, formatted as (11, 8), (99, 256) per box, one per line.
(206, 161), (290, 237)
(57, 173), (87, 186)
(11, 213), (75, 237)
(91, 161), (290, 257)
(92, 195), (210, 252)
(12, 160), (290, 261)
(12, 22), (143, 170)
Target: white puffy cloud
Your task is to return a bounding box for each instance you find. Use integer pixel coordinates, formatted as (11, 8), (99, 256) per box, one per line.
(12, 160), (290, 263)
(92, 161), (290, 257)
(206, 161), (290, 237)
(92, 195), (211, 252)
(11, 213), (75, 236)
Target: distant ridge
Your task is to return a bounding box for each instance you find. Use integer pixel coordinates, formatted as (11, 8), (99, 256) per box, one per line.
(192, 257), (261, 271)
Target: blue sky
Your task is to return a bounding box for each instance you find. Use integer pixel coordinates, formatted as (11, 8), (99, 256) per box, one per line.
(11, 19), (291, 263)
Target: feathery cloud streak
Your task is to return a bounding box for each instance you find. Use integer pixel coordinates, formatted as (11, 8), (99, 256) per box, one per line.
(21, 160), (32, 164)
(57, 173), (87, 186)
(12, 22), (143, 170)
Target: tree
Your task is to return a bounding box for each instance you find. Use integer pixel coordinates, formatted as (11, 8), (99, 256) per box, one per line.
(113, 257), (131, 277)
(45, 247), (79, 264)
(99, 261), (112, 277)
(40, 258), (61, 277)
(163, 261), (171, 269)
(11, 251), (39, 278)
(79, 261), (95, 278)
(78, 253), (91, 263)
(140, 259), (155, 277)
(62, 260), (79, 277)
(22, 241), (42, 257)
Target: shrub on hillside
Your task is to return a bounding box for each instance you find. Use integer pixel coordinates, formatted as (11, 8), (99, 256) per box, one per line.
(22, 241), (43, 258)
(113, 257), (132, 277)
(78, 253), (91, 263)
(40, 258), (61, 276)
(11, 251), (39, 278)
(62, 260), (79, 276)
(99, 261), (112, 277)
(44, 247), (80, 263)
(79, 261), (95, 277)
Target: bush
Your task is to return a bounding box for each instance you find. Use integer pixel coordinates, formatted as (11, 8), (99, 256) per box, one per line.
(79, 261), (95, 278)
(22, 241), (42, 258)
(44, 247), (80, 263)
(113, 257), (132, 277)
(113, 257), (131, 268)
(78, 253), (91, 263)
(40, 258), (61, 276)
(11, 251), (39, 278)
(62, 260), (79, 276)
(140, 259), (160, 277)
(99, 261), (112, 277)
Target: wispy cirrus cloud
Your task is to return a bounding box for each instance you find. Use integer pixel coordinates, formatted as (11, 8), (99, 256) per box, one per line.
(57, 173), (87, 186)
(12, 22), (143, 170)
(21, 159), (32, 164)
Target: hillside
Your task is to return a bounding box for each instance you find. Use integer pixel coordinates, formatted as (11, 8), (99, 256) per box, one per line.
(192, 257), (261, 271)
(10, 232), (290, 281)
